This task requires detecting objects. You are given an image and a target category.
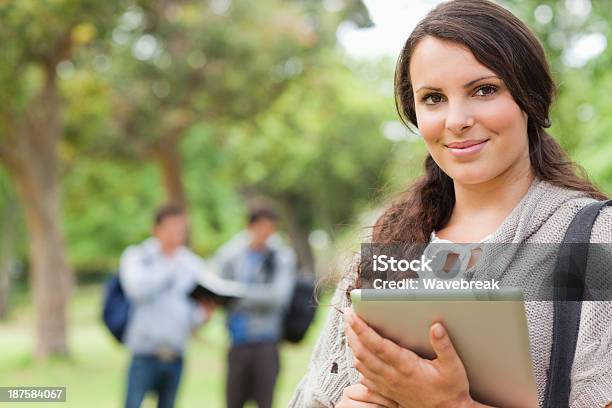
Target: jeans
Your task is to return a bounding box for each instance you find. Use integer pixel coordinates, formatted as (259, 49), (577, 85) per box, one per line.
(125, 354), (183, 408)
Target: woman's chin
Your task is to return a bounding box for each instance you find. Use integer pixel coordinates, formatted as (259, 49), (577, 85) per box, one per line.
(446, 167), (497, 186)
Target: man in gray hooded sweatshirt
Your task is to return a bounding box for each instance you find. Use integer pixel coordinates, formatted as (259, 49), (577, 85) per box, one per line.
(214, 208), (297, 408)
(120, 206), (214, 408)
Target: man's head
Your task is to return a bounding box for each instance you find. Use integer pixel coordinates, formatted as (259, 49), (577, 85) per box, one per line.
(153, 205), (188, 251)
(247, 208), (277, 249)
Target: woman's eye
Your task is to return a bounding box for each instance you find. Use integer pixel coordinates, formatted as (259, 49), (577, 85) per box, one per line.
(474, 85), (497, 97)
(424, 93), (444, 105)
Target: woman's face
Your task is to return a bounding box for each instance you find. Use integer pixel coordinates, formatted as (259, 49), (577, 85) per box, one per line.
(409, 36), (530, 186)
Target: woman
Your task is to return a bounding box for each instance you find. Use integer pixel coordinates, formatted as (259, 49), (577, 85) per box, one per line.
(289, 0), (612, 407)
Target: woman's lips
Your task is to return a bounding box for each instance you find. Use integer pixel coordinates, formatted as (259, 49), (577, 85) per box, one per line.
(446, 139), (489, 157)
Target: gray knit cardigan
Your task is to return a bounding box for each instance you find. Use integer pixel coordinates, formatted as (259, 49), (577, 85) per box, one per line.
(289, 179), (612, 408)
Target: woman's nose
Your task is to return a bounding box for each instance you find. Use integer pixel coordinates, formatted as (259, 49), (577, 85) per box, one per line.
(445, 100), (475, 135)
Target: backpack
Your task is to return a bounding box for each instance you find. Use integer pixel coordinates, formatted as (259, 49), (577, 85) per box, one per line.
(284, 273), (318, 343)
(262, 250), (318, 343)
(102, 274), (131, 343)
(544, 199), (612, 408)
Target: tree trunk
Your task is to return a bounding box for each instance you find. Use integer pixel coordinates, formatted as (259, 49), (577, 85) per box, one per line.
(277, 199), (316, 275)
(3, 67), (72, 358)
(153, 141), (187, 208)
(0, 195), (18, 320)
(17, 171), (72, 358)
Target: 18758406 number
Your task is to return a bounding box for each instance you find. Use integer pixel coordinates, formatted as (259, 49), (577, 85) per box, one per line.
(0, 387), (66, 402)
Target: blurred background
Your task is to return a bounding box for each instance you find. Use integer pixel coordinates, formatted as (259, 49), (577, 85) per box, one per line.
(0, 0), (611, 406)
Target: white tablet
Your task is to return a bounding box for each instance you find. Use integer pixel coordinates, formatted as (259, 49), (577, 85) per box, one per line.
(350, 288), (538, 408)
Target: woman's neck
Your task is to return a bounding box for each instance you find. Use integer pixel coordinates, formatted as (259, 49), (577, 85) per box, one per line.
(439, 159), (534, 242)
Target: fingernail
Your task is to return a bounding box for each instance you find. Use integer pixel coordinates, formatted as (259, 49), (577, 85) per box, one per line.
(344, 308), (353, 323)
(433, 323), (445, 339)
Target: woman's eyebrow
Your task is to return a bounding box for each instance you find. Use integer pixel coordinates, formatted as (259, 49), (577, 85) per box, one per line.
(462, 75), (499, 88)
(415, 75), (500, 94)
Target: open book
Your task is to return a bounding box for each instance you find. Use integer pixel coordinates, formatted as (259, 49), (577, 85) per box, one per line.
(188, 271), (247, 305)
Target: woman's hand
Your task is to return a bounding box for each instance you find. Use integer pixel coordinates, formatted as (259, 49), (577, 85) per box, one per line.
(337, 383), (398, 408)
(344, 308), (479, 408)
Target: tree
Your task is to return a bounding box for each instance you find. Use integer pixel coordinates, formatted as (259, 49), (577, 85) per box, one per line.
(86, 0), (373, 208)
(503, 0), (612, 192)
(225, 56), (397, 273)
(60, 0), (374, 272)
(0, 0), (120, 358)
(0, 172), (19, 319)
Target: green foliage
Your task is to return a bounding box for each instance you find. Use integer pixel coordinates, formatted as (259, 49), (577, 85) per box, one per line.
(0, 0), (121, 113)
(503, 0), (612, 194)
(67, 0), (371, 154)
(55, 0), (386, 271)
(226, 55), (397, 233)
(62, 159), (162, 270)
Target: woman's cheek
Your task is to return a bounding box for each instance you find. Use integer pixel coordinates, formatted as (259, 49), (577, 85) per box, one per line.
(477, 99), (529, 165)
(417, 113), (449, 171)
(475, 96), (522, 133)
(416, 110), (445, 144)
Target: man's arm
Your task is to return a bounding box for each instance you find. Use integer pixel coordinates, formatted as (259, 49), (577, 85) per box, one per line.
(181, 250), (216, 328)
(119, 246), (172, 303)
(210, 243), (235, 280)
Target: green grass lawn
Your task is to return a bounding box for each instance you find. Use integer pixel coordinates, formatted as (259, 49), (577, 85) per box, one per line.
(0, 284), (328, 407)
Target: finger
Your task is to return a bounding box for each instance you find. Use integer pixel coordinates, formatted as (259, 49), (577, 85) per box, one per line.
(359, 376), (392, 403)
(337, 400), (387, 408)
(345, 383), (398, 408)
(352, 356), (384, 390)
(345, 309), (394, 356)
(429, 322), (461, 368)
(346, 309), (417, 366)
(345, 319), (388, 376)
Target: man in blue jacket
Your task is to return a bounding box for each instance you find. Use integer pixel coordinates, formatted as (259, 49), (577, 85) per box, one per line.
(120, 206), (214, 408)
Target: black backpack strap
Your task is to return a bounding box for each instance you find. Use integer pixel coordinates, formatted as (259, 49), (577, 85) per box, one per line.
(544, 199), (612, 408)
(262, 249), (276, 283)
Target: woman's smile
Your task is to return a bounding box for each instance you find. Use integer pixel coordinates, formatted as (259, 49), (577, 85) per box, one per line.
(445, 138), (490, 158)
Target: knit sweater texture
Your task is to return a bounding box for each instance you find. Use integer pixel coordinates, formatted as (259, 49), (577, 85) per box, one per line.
(289, 179), (612, 408)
